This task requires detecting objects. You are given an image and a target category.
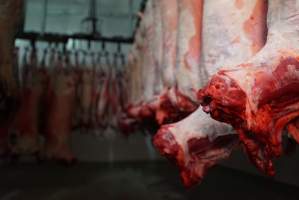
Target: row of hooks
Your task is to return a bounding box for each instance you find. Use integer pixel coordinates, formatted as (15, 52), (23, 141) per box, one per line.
(19, 45), (126, 69)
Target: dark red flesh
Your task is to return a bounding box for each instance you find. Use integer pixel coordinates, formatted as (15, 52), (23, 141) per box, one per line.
(126, 91), (197, 128)
(198, 56), (299, 176)
(155, 93), (195, 125)
(153, 125), (238, 188)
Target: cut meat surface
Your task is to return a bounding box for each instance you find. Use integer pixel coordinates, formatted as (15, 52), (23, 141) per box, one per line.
(199, 49), (299, 175)
(154, 108), (238, 187)
(198, 0), (299, 176)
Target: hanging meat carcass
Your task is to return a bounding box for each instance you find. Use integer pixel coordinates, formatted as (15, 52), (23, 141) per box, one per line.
(126, 0), (203, 126)
(108, 53), (125, 131)
(11, 48), (48, 156)
(173, 0), (203, 114)
(0, 47), (20, 157)
(90, 52), (104, 133)
(76, 51), (94, 131)
(0, 0), (24, 95)
(115, 54), (127, 112)
(131, 0), (159, 121)
(153, 0), (204, 124)
(152, 0), (188, 125)
(44, 51), (76, 163)
(0, 0), (24, 156)
(154, 0), (268, 187)
(106, 57), (118, 130)
(159, 0), (177, 95)
(198, 0), (299, 176)
(96, 52), (111, 130)
(116, 53), (140, 136)
(125, 45), (143, 120)
(125, 0), (166, 129)
(118, 52), (141, 135)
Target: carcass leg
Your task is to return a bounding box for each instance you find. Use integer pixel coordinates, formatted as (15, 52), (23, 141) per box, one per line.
(154, 108), (237, 187)
(44, 73), (76, 164)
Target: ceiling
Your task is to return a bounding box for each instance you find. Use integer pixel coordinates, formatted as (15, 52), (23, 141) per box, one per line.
(24, 0), (143, 37)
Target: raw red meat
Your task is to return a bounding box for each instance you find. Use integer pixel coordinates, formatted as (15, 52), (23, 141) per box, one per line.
(0, 0), (24, 156)
(137, 0), (164, 122)
(154, 108), (238, 187)
(124, 0), (202, 126)
(11, 50), (45, 155)
(44, 53), (76, 163)
(118, 53), (142, 134)
(154, 0), (268, 187)
(152, 0), (196, 125)
(79, 68), (93, 129)
(198, 0), (299, 176)
(0, 0), (24, 94)
(96, 65), (110, 129)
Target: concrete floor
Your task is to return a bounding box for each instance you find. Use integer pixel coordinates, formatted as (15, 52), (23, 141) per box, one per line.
(0, 162), (298, 200)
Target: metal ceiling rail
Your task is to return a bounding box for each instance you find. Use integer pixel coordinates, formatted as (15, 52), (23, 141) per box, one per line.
(16, 31), (134, 45)
(17, 0), (148, 46)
